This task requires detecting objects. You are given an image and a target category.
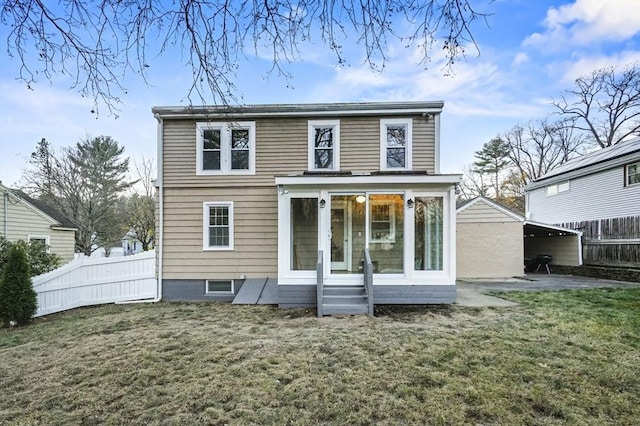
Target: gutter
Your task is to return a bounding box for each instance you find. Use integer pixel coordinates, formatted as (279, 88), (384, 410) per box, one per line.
(153, 112), (164, 302)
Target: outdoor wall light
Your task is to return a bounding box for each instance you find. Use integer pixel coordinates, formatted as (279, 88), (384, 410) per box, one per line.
(407, 198), (415, 208)
(319, 199), (326, 208)
(277, 185), (288, 195)
(355, 195), (366, 204)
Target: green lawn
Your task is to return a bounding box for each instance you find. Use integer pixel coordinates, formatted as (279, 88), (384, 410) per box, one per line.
(1, 288), (639, 425)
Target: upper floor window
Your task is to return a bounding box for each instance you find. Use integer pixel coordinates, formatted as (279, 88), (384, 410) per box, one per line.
(308, 120), (340, 171)
(196, 122), (256, 175)
(545, 180), (570, 196)
(203, 201), (234, 250)
(380, 119), (412, 170)
(625, 162), (640, 186)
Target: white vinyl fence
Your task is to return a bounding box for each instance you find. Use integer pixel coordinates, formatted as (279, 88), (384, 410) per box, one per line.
(32, 250), (157, 317)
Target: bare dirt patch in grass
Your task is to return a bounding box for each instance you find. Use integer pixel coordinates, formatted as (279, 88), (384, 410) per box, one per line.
(1, 289), (639, 425)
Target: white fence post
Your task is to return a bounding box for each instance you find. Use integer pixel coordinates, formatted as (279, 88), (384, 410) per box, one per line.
(31, 250), (157, 317)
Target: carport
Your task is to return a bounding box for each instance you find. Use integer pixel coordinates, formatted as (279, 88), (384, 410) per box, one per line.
(524, 221), (583, 268)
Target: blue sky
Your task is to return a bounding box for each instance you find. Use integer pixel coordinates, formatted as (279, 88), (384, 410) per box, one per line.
(0, 0), (639, 187)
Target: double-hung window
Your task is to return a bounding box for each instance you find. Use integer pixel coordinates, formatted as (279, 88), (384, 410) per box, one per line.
(626, 162), (640, 186)
(380, 119), (412, 170)
(308, 120), (340, 171)
(203, 202), (234, 250)
(197, 122), (256, 175)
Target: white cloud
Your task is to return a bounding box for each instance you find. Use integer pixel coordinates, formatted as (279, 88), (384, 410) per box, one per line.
(523, 0), (640, 50)
(512, 52), (529, 66)
(306, 42), (548, 121)
(558, 50), (640, 83)
(0, 80), (157, 187)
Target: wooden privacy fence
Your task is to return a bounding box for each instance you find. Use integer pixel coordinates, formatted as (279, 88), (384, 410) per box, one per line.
(32, 250), (157, 317)
(559, 216), (640, 267)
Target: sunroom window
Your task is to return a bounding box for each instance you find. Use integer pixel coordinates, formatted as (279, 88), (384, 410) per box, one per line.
(291, 198), (318, 270)
(368, 194), (404, 274)
(414, 197), (443, 271)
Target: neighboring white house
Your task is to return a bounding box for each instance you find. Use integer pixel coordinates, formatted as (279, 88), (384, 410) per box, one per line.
(122, 229), (145, 256)
(525, 137), (640, 267)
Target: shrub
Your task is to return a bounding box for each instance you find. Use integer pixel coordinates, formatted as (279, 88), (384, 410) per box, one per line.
(0, 244), (38, 326)
(0, 236), (61, 277)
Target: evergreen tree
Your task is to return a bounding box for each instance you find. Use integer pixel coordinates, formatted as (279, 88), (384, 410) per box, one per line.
(473, 137), (511, 198)
(0, 244), (38, 326)
(23, 135), (133, 255)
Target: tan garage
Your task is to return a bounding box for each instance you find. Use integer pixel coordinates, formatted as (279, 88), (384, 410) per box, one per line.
(456, 197), (524, 279)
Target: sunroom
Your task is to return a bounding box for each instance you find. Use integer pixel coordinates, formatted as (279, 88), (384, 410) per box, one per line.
(275, 173), (461, 308)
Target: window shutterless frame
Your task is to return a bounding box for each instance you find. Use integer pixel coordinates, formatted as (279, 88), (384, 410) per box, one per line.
(196, 122), (256, 175)
(202, 201), (234, 250)
(380, 118), (412, 170)
(205, 279), (234, 294)
(625, 162), (640, 186)
(308, 120), (340, 171)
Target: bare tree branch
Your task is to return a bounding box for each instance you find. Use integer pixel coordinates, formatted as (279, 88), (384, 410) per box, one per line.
(552, 63), (640, 148)
(2, 0), (489, 115)
(502, 117), (586, 185)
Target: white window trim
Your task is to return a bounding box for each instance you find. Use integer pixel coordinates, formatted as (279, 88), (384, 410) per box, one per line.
(308, 120), (340, 171)
(625, 162), (640, 187)
(28, 235), (51, 252)
(205, 279), (235, 294)
(380, 118), (413, 171)
(196, 122), (256, 175)
(203, 201), (234, 251)
(545, 180), (570, 196)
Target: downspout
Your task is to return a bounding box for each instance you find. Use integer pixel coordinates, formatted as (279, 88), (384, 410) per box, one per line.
(434, 112), (441, 174)
(3, 188), (8, 237)
(153, 112), (164, 302)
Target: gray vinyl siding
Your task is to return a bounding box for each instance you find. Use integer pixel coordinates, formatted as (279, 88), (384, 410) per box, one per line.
(527, 166), (640, 223)
(457, 201), (521, 223)
(162, 114), (436, 188)
(161, 186), (278, 279)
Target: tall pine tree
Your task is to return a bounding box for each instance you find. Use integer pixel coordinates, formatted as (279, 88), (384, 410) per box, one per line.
(473, 137), (511, 198)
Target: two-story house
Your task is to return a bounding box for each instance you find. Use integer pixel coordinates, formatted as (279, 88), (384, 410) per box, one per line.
(153, 102), (462, 315)
(525, 137), (640, 267)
